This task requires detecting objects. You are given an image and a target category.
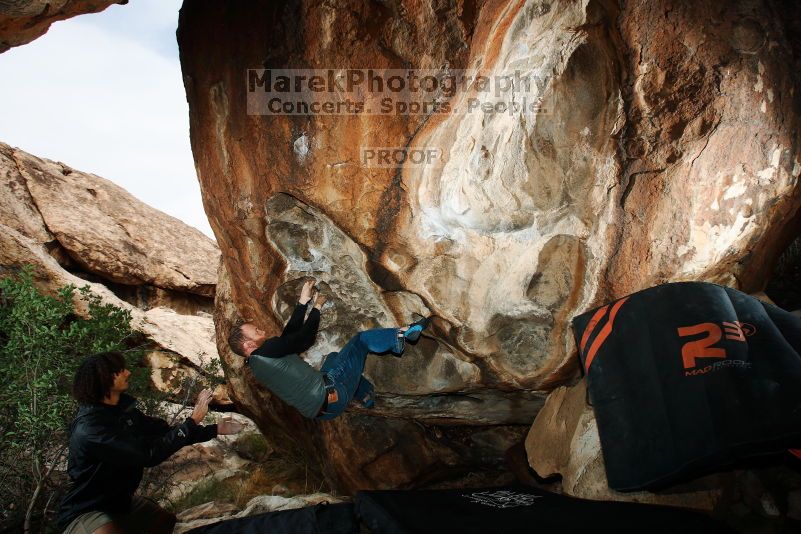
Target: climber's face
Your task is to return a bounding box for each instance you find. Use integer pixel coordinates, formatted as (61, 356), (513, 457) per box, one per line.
(241, 322), (267, 355)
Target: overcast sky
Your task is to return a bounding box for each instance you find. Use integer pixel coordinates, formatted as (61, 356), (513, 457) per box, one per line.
(0, 0), (215, 238)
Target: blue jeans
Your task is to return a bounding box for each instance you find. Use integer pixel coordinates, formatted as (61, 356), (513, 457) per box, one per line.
(316, 328), (404, 420)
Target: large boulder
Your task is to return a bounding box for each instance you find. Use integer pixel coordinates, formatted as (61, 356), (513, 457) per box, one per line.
(178, 0), (801, 491)
(1, 141), (217, 297)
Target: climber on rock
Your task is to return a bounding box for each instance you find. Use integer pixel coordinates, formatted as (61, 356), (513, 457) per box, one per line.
(227, 278), (431, 420)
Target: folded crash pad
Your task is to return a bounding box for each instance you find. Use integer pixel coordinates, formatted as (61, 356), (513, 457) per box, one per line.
(355, 485), (733, 534)
(185, 501), (357, 534)
(572, 281), (801, 491)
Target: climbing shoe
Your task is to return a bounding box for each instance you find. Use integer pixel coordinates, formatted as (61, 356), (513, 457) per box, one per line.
(403, 315), (432, 342)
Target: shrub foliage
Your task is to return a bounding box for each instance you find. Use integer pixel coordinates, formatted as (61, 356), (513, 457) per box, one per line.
(1, 267), (151, 531)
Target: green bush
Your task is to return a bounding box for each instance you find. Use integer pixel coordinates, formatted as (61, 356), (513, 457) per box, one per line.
(0, 267), (148, 532)
(233, 432), (274, 463)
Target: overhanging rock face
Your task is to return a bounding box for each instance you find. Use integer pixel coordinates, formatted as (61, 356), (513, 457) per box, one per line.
(179, 0), (801, 491)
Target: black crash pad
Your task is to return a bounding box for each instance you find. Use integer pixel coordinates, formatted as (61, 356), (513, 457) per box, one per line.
(572, 281), (801, 491)
(185, 501), (357, 534)
(355, 485), (733, 534)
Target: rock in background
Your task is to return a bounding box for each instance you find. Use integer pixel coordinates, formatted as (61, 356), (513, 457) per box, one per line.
(142, 404), (339, 534)
(0, 0), (126, 53)
(178, 0), (801, 491)
(0, 141), (229, 403)
(142, 409), (257, 505)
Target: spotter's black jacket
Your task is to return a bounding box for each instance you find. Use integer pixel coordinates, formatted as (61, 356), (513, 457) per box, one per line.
(57, 393), (217, 529)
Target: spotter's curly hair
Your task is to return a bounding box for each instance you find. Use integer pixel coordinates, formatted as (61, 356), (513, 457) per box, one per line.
(72, 351), (127, 405)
